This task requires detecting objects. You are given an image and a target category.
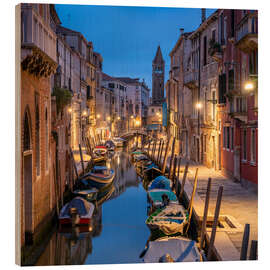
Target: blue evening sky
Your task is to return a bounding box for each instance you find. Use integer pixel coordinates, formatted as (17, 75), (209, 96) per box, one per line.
(55, 4), (215, 94)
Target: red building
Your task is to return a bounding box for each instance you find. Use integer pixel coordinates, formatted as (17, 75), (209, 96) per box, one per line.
(215, 9), (258, 190)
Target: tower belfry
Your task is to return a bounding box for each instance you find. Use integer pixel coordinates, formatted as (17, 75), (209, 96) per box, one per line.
(152, 45), (165, 105)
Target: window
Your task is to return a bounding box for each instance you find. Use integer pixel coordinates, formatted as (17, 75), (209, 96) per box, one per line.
(231, 127), (234, 150)
(223, 127), (226, 148)
(87, 85), (91, 99)
(152, 108), (154, 113)
(45, 108), (48, 171)
(231, 10), (235, 37)
(249, 50), (258, 75)
(243, 129), (247, 161)
(212, 29), (216, 42)
(218, 74), (226, 104)
(212, 91), (216, 121)
(204, 135), (207, 152)
(228, 69), (234, 90)
(203, 36), (207, 66)
(251, 129), (256, 163)
(108, 83), (115, 88)
(35, 95), (40, 176)
(226, 127), (230, 149)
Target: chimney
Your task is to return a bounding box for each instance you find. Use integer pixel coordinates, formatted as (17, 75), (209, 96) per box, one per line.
(180, 28), (184, 35)
(201, 8), (206, 23)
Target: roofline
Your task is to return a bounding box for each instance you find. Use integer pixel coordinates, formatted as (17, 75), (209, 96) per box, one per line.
(189, 9), (219, 39)
(169, 32), (193, 57)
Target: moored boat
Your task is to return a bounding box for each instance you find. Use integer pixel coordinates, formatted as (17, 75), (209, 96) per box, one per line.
(83, 166), (115, 189)
(141, 236), (202, 263)
(146, 204), (188, 235)
(148, 176), (172, 191)
(59, 197), (95, 226)
(93, 145), (108, 156)
(147, 189), (178, 210)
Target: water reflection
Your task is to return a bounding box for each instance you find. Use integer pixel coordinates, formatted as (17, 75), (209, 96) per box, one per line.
(36, 148), (149, 265)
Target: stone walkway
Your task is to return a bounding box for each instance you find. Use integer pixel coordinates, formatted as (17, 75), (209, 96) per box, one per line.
(146, 145), (258, 259)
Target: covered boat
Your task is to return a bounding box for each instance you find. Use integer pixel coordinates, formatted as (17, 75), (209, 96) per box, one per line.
(105, 140), (115, 151)
(148, 189), (178, 209)
(93, 145), (108, 156)
(72, 181), (99, 202)
(143, 166), (163, 182)
(146, 204), (188, 235)
(141, 236), (202, 263)
(59, 197), (95, 226)
(148, 176), (172, 191)
(83, 166), (115, 189)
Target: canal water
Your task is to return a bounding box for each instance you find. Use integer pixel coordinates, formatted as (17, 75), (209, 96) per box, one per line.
(36, 149), (150, 265)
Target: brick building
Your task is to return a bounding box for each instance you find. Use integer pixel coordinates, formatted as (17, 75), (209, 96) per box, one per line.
(20, 3), (57, 246)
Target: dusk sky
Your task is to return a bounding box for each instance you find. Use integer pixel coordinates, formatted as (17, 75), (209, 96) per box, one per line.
(55, 4), (215, 94)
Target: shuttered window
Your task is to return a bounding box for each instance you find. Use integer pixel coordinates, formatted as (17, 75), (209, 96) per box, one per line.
(218, 74), (227, 104)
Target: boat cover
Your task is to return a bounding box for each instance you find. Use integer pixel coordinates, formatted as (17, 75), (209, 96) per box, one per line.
(62, 197), (92, 216)
(148, 189), (178, 206)
(142, 237), (201, 263)
(145, 163), (159, 170)
(148, 176), (171, 191)
(146, 204), (188, 235)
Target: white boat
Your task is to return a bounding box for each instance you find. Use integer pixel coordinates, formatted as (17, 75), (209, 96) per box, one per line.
(142, 236), (202, 263)
(112, 137), (125, 147)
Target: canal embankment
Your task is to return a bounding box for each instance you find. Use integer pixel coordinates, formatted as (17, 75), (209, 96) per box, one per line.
(146, 141), (258, 261)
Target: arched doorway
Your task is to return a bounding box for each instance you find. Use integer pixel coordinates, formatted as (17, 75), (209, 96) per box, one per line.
(22, 108), (33, 245)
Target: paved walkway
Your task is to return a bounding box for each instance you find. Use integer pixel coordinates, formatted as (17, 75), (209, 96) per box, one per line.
(146, 145), (258, 259)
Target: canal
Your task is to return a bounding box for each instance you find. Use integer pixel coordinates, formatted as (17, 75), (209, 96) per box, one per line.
(36, 148), (150, 265)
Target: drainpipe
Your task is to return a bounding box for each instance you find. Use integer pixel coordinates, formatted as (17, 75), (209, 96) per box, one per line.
(198, 32), (201, 162)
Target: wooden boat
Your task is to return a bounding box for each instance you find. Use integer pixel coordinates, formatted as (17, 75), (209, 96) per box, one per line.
(143, 166), (163, 182)
(83, 166), (115, 189)
(145, 204), (188, 235)
(141, 236), (202, 263)
(93, 145), (108, 156)
(148, 176), (172, 191)
(147, 189), (178, 210)
(72, 182), (99, 202)
(112, 137), (125, 147)
(105, 140), (115, 151)
(96, 183), (115, 205)
(59, 197), (95, 226)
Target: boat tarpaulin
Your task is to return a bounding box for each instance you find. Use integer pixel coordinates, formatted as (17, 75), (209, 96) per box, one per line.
(142, 237), (201, 263)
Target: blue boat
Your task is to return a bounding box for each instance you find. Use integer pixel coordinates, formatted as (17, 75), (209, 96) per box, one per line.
(148, 176), (172, 191)
(82, 166), (115, 189)
(148, 189), (178, 209)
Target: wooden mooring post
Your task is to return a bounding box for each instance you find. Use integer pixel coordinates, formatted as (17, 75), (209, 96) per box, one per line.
(171, 154), (177, 188)
(200, 177), (212, 250)
(249, 240), (258, 260)
(152, 139), (157, 161)
(240, 223), (250, 260)
(79, 143), (85, 175)
(185, 167), (199, 234)
(207, 186), (223, 261)
(168, 137), (176, 179)
(70, 148), (79, 181)
(161, 137), (171, 174)
(53, 164), (59, 217)
(158, 140), (164, 168)
(156, 139), (162, 165)
(179, 162), (189, 200)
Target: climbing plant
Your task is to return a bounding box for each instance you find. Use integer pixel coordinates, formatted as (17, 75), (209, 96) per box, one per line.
(52, 87), (72, 114)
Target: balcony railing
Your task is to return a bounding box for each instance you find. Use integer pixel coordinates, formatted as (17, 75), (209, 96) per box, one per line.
(235, 13), (258, 53)
(183, 70), (199, 89)
(21, 5), (57, 62)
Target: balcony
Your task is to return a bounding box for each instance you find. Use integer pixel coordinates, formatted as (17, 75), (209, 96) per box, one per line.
(229, 96), (248, 122)
(183, 70), (199, 89)
(235, 12), (258, 53)
(21, 5), (57, 62)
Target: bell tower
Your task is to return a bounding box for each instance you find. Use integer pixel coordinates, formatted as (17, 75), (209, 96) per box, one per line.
(152, 45), (165, 105)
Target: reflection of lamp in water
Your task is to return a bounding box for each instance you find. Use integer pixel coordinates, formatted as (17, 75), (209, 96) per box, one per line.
(117, 155), (120, 165)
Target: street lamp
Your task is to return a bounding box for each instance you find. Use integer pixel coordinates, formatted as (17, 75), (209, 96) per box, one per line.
(244, 81), (255, 91)
(195, 102), (202, 109)
(67, 107), (72, 113)
(117, 116), (121, 120)
(107, 116), (111, 121)
(97, 114), (101, 119)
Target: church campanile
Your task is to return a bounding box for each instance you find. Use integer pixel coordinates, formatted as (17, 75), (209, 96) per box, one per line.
(152, 45), (165, 105)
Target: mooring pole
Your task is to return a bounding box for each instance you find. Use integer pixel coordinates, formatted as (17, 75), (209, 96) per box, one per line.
(185, 167), (199, 234)
(179, 162), (189, 200)
(168, 137), (176, 179)
(79, 143), (85, 175)
(158, 140), (164, 168)
(172, 154), (178, 186)
(249, 240), (258, 260)
(157, 139), (162, 165)
(161, 137), (171, 174)
(207, 186), (224, 261)
(200, 178), (212, 249)
(70, 148), (79, 180)
(240, 224), (250, 260)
